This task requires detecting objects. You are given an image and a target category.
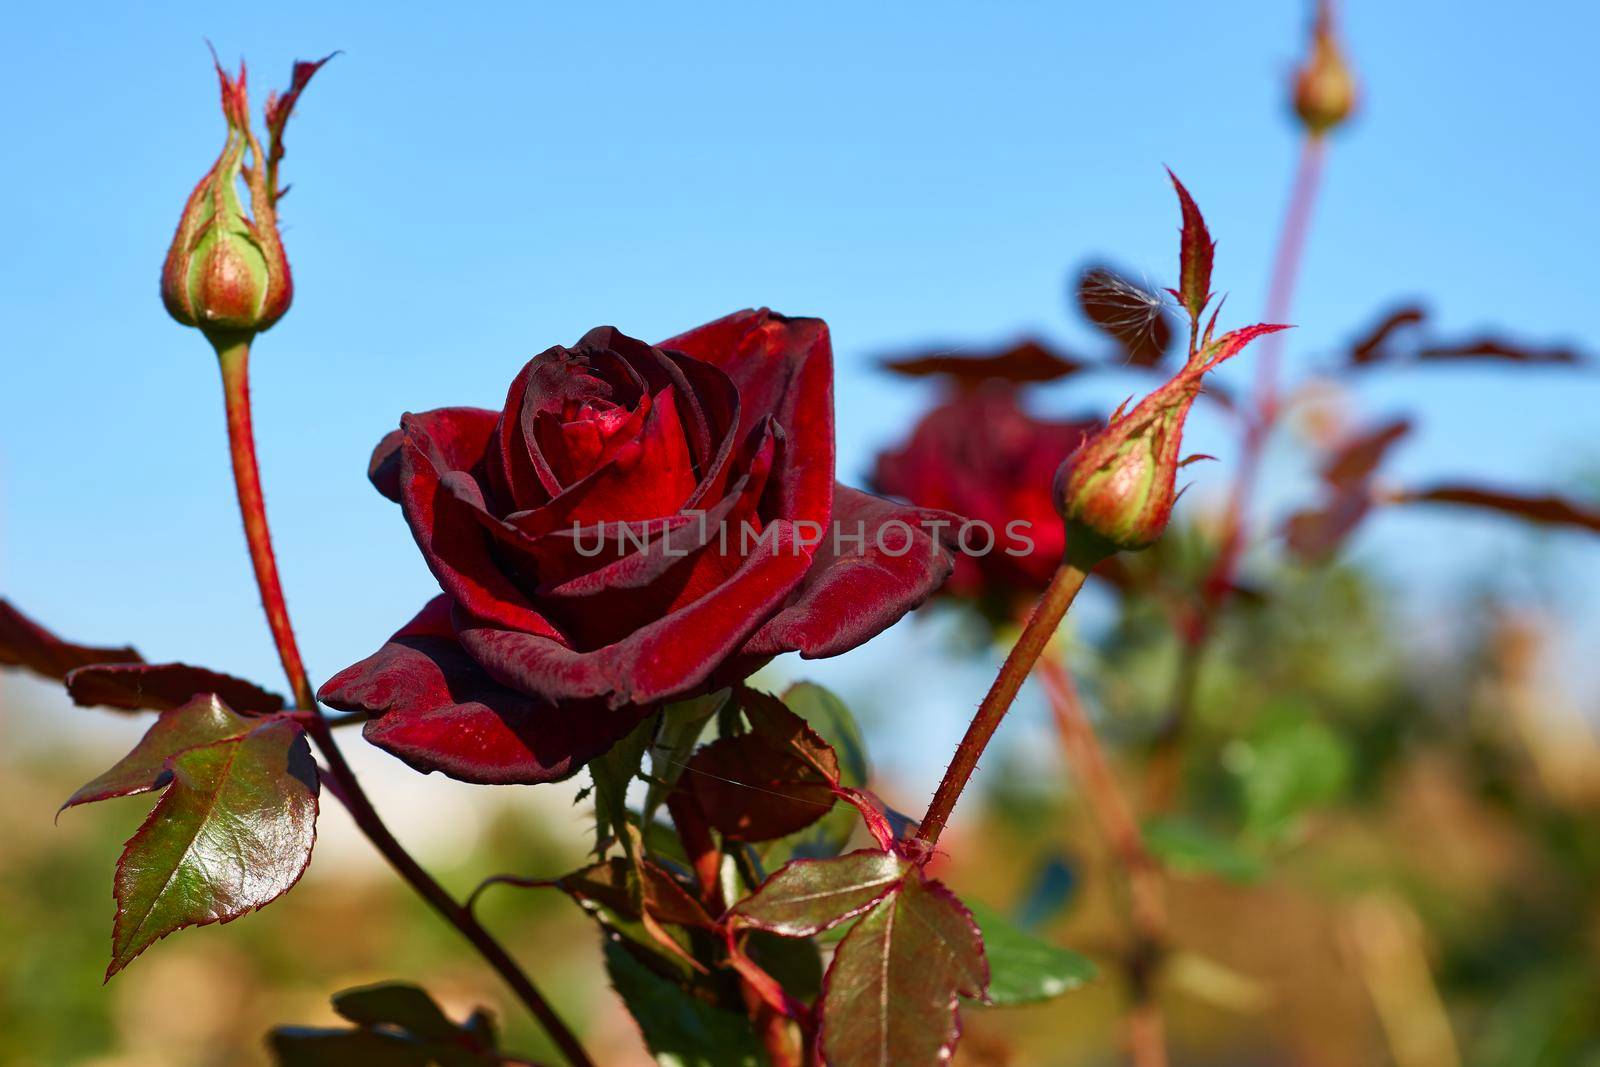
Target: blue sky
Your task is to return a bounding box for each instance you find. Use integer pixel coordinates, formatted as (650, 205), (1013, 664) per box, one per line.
(4, 1), (1598, 784)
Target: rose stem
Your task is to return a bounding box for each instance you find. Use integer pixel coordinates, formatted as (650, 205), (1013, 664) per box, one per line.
(1037, 655), (1168, 1067)
(1147, 134), (1328, 809)
(214, 338), (597, 1067)
(916, 556), (1094, 848)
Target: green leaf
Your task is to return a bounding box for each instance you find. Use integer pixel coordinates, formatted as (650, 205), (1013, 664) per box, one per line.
(744, 930), (824, 1002)
(1225, 707), (1352, 841)
(603, 940), (767, 1067)
(820, 872), (988, 1067)
(1142, 816), (1265, 884)
(592, 714), (656, 861)
(731, 849), (906, 937)
(269, 982), (506, 1067)
(964, 901), (1097, 1005)
(109, 717), (318, 977)
(62, 694), (258, 812)
(644, 691), (727, 825)
(781, 682), (868, 787)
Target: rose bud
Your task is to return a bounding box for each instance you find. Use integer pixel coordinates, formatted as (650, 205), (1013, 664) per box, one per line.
(1292, 0), (1357, 136)
(1055, 323), (1287, 560)
(161, 54), (332, 349)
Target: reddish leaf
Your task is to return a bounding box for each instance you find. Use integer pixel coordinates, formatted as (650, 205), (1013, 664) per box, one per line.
(1417, 337), (1586, 366)
(109, 717), (318, 977)
(1321, 418), (1412, 488)
(1284, 488), (1373, 561)
(686, 731), (837, 842)
(1166, 169), (1215, 325)
(0, 598), (141, 681)
(1347, 304), (1426, 366)
(1343, 305), (1586, 369)
(819, 871), (989, 1067)
(1398, 485), (1600, 534)
(66, 662), (284, 715)
(1197, 323), (1292, 373)
(1077, 265), (1175, 367)
(680, 687), (895, 847)
(263, 53), (337, 195)
(557, 857), (714, 930)
(730, 849), (907, 937)
(270, 982), (506, 1066)
(880, 339), (1086, 386)
(63, 694), (264, 812)
(740, 687), (842, 783)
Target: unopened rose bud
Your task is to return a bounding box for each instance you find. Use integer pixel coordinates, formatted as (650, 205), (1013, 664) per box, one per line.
(162, 53), (331, 350)
(1292, 1), (1356, 136)
(1055, 324), (1288, 560)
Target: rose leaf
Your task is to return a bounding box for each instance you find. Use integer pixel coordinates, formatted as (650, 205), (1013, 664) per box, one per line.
(0, 597), (141, 681)
(108, 717), (318, 977)
(603, 940), (765, 1067)
(962, 900), (1098, 1006)
(730, 849), (907, 938)
(62, 694), (263, 812)
(819, 871), (988, 1067)
(269, 981), (507, 1066)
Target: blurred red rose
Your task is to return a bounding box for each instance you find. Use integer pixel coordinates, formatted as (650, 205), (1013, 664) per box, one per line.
(873, 387), (1095, 610)
(322, 310), (952, 783)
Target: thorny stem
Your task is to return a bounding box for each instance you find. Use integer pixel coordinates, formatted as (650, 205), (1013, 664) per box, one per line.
(215, 339), (597, 1067)
(217, 340), (316, 712)
(1037, 656), (1168, 1067)
(1148, 135), (1328, 809)
(917, 557), (1094, 847)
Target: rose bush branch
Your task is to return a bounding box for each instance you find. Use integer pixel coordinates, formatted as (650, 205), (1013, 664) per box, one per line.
(1148, 3), (1355, 807)
(160, 55), (597, 1067)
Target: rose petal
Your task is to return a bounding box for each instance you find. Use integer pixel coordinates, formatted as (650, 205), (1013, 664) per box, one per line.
(318, 598), (642, 784)
(578, 326), (720, 469)
(368, 428), (406, 503)
(515, 341), (649, 502)
(532, 386), (699, 526)
(396, 409), (567, 637)
(456, 521), (812, 707)
(660, 309), (834, 529)
(742, 484), (954, 659)
(533, 419), (780, 627)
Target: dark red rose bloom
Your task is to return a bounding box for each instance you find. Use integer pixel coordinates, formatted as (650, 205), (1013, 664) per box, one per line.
(873, 387), (1095, 607)
(321, 310), (953, 784)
